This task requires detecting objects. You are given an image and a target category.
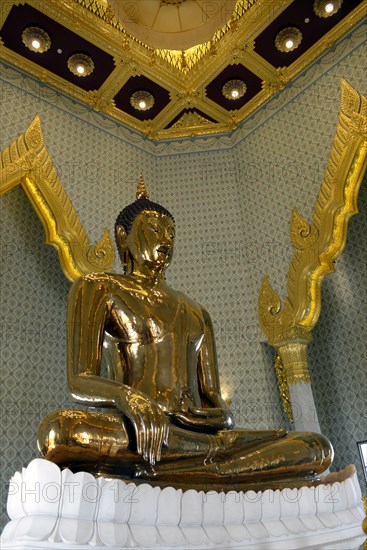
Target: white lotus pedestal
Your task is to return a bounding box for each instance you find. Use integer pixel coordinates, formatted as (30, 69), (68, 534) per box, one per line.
(1, 459), (365, 550)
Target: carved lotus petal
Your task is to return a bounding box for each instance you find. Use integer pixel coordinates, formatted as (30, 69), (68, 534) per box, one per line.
(180, 489), (203, 526)
(158, 525), (186, 547)
(7, 471), (23, 520)
(9, 515), (57, 542)
(202, 491), (223, 525)
(345, 476), (359, 508)
(98, 523), (129, 547)
(243, 490), (269, 539)
(60, 469), (97, 520)
(226, 523), (252, 542)
(180, 489), (207, 545)
(333, 481), (357, 524)
(298, 487), (324, 531)
(315, 484), (340, 528)
(203, 491), (229, 543)
(243, 490), (261, 522)
(261, 489), (288, 537)
(59, 517), (94, 545)
(130, 525), (158, 547)
(223, 491), (244, 524)
(157, 486), (182, 525)
(129, 483), (161, 524)
(97, 479), (131, 523)
(205, 525), (229, 544)
(279, 488), (305, 534)
(22, 458), (61, 517)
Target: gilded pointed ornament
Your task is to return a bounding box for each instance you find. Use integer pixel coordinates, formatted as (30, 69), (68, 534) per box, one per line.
(136, 174), (149, 199)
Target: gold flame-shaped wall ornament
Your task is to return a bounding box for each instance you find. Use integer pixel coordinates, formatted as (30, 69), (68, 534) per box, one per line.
(0, 116), (115, 282)
(258, 79), (367, 421)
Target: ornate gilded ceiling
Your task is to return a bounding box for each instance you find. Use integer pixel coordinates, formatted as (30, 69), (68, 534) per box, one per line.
(0, 0), (365, 140)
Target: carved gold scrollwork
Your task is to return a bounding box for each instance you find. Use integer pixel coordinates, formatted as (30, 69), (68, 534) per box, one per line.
(0, 116), (115, 282)
(290, 209), (319, 249)
(258, 80), (367, 416)
(274, 355), (293, 423)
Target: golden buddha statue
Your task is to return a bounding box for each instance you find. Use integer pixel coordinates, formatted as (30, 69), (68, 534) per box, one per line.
(38, 177), (333, 491)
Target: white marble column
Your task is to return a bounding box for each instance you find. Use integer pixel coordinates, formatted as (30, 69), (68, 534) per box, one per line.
(277, 342), (321, 433)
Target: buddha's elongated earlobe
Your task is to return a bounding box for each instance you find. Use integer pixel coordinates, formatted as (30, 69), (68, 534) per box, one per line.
(116, 225), (129, 266)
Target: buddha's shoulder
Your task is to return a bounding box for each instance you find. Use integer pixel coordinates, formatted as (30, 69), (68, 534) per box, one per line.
(74, 272), (165, 299)
(72, 272), (131, 291)
(178, 291), (211, 320)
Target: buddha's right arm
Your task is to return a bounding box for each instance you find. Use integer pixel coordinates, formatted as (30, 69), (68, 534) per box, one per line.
(66, 276), (169, 464)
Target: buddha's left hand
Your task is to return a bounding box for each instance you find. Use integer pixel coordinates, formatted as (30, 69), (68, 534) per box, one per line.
(173, 405), (234, 431)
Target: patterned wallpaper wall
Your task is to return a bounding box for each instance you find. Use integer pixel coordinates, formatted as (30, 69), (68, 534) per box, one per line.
(0, 23), (366, 530)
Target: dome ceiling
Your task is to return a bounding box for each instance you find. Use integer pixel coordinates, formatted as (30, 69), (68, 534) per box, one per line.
(0, 0), (365, 141)
(108, 0), (237, 50)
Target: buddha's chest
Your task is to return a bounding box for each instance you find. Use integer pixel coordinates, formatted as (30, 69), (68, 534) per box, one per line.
(108, 290), (204, 346)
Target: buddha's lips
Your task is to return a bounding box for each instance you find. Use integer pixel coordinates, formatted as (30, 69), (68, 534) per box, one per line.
(157, 245), (171, 255)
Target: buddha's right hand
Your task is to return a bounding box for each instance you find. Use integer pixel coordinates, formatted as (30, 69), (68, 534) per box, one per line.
(117, 390), (169, 465)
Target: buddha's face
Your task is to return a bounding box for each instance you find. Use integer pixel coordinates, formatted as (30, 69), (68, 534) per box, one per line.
(123, 211), (175, 273)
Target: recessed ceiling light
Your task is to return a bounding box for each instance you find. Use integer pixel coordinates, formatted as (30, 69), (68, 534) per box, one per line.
(222, 80), (247, 101)
(67, 53), (94, 77)
(22, 27), (51, 53)
(130, 90), (155, 111)
(313, 0), (343, 18)
(275, 27), (303, 53)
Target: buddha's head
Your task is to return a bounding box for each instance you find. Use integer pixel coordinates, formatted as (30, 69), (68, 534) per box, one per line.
(115, 175), (175, 275)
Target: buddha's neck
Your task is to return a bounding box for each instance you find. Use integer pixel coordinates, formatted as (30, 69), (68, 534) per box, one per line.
(126, 264), (165, 285)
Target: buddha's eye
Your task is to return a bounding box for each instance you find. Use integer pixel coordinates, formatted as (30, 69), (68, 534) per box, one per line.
(149, 222), (160, 233)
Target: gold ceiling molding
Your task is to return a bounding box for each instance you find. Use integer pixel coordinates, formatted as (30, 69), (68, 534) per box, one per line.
(171, 110), (214, 129)
(1, 0), (366, 139)
(258, 79), (367, 416)
(0, 116), (115, 282)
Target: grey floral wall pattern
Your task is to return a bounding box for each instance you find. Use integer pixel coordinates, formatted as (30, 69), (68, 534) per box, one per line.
(0, 23), (366, 530)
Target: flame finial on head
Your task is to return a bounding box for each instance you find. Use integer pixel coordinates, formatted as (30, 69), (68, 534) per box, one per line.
(115, 175), (174, 242)
(136, 173), (149, 200)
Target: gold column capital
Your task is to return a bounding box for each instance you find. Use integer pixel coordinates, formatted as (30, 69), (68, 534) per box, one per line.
(277, 343), (311, 385)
